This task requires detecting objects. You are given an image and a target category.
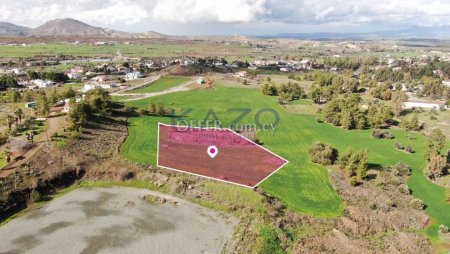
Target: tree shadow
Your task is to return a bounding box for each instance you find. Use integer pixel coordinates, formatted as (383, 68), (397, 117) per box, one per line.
(368, 163), (383, 170)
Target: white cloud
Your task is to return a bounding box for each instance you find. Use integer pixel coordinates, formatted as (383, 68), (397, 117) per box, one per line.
(151, 0), (268, 23)
(0, 0), (450, 33)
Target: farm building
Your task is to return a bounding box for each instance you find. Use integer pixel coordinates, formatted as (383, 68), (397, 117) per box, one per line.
(403, 100), (447, 110)
(125, 71), (143, 81)
(25, 101), (37, 109)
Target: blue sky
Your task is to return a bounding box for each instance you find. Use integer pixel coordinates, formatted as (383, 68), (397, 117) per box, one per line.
(1, 0), (450, 35)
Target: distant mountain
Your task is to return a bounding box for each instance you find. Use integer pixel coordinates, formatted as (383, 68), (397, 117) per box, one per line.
(30, 18), (131, 37)
(0, 22), (31, 36)
(260, 26), (450, 40)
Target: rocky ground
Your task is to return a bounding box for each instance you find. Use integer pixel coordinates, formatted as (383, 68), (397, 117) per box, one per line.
(0, 111), (443, 253)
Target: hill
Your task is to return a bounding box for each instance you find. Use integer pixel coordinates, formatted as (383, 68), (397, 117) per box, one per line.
(0, 22), (31, 36)
(30, 18), (130, 37)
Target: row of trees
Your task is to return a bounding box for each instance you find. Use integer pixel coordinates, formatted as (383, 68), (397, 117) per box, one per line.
(0, 74), (18, 90)
(425, 129), (449, 180)
(27, 71), (68, 83)
(66, 88), (112, 133)
(262, 81), (306, 102)
(322, 94), (367, 130)
(308, 142), (369, 186)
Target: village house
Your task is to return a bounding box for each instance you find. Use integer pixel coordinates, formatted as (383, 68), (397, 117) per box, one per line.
(388, 58), (398, 68)
(83, 81), (117, 92)
(62, 97), (84, 113)
(403, 100), (447, 110)
(70, 66), (84, 74)
(84, 75), (117, 92)
(125, 71), (143, 81)
(235, 71), (248, 79)
(298, 59), (312, 70)
(279, 67), (292, 72)
(67, 72), (82, 79)
(32, 79), (54, 88)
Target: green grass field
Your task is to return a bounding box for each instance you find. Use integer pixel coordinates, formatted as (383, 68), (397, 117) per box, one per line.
(126, 77), (190, 94)
(119, 84), (450, 237)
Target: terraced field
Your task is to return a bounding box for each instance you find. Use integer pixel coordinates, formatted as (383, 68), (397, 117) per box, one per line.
(119, 83), (450, 237)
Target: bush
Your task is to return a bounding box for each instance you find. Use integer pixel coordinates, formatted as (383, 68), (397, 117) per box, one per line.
(397, 184), (410, 195)
(308, 142), (338, 166)
(29, 189), (42, 203)
(405, 145), (414, 153)
(394, 143), (404, 150)
(349, 176), (358, 187)
(68, 130), (82, 139)
(0, 132), (7, 146)
(425, 155), (448, 179)
(393, 161), (411, 176)
(118, 168), (133, 181)
(256, 226), (284, 254)
(409, 198), (424, 210)
(138, 108), (150, 116)
(439, 224), (449, 234)
(372, 129), (394, 139)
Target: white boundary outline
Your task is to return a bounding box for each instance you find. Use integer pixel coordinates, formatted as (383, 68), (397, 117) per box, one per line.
(156, 122), (289, 188)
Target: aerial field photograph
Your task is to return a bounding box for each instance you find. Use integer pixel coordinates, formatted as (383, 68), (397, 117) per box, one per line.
(0, 0), (450, 253)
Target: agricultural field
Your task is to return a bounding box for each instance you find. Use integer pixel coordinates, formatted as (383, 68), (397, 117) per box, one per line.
(119, 82), (450, 238)
(126, 76), (190, 94)
(0, 42), (255, 61)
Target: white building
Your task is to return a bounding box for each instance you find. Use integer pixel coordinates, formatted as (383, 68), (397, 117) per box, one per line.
(32, 79), (54, 88)
(403, 101), (446, 110)
(235, 71), (248, 79)
(125, 71), (143, 81)
(62, 98), (83, 113)
(83, 81), (117, 92)
(67, 72), (82, 79)
(388, 58), (398, 67)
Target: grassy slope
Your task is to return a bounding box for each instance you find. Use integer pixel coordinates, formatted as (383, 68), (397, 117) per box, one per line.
(120, 84), (450, 236)
(126, 77), (190, 94)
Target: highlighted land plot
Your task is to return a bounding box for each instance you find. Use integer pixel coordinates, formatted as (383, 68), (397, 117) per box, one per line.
(157, 123), (288, 188)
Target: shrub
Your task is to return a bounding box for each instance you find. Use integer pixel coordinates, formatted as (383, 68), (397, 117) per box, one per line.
(394, 143), (404, 150)
(425, 155), (449, 179)
(118, 168), (133, 181)
(256, 226), (284, 254)
(138, 108), (150, 116)
(439, 224), (449, 234)
(349, 176), (358, 187)
(29, 189), (42, 203)
(0, 132), (7, 146)
(68, 130), (82, 139)
(405, 145), (414, 153)
(397, 184), (410, 195)
(393, 161), (411, 176)
(409, 198), (424, 210)
(372, 129), (394, 139)
(308, 142), (338, 165)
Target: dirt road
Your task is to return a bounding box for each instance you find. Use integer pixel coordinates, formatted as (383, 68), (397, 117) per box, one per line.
(116, 78), (196, 101)
(0, 115), (65, 178)
(111, 75), (161, 95)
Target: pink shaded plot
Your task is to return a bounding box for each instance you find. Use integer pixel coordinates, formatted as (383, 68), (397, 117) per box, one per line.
(157, 123), (288, 188)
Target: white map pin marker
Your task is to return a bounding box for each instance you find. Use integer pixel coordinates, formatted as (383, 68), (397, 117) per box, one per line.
(207, 146), (218, 159)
